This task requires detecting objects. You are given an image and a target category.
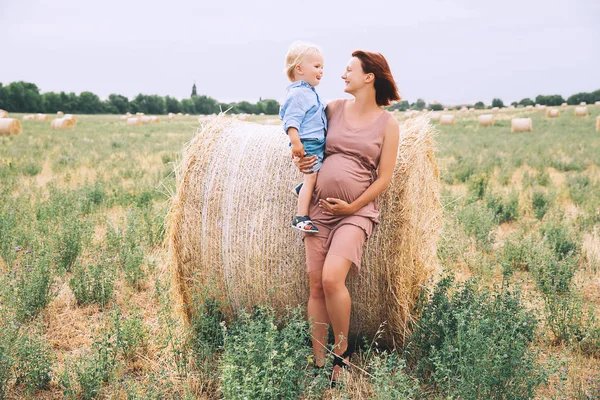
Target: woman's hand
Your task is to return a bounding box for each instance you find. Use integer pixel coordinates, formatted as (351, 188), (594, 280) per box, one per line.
(318, 198), (355, 216)
(292, 155), (317, 174)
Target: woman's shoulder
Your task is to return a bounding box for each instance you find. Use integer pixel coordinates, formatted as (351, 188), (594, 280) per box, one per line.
(325, 99), (347, 119)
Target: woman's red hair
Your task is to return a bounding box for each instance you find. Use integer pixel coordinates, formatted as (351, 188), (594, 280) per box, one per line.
(352, 50), (400, 106)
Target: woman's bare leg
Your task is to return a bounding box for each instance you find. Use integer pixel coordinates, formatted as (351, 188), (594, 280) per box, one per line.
(321, 254), (352, 379)
(308, 269), (330, 367)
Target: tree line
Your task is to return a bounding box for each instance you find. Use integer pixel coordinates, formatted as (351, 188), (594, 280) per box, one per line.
(0, 81), (281, 115)
(387, 89), (600, 111)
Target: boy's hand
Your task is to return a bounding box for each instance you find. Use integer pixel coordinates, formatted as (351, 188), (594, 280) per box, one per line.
(291, 141), (305, 159)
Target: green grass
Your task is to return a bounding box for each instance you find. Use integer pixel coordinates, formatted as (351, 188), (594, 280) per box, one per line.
(1, 108), (600, 398)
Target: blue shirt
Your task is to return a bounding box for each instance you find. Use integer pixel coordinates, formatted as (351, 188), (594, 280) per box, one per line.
(279, 80), (327, 140)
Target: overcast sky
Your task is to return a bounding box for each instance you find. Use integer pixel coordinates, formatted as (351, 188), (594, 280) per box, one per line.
(1, 0), (598, 106)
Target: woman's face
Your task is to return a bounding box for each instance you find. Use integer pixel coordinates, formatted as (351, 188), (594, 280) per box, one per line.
(341, 57), (370, 94)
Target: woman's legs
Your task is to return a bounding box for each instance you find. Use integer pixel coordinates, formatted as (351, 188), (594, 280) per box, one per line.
(308, 269), (330, 367)
(321, 254), (352, 378)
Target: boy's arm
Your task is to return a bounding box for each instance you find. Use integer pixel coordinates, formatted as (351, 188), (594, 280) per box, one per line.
(280, 90), (309, 158)
(287, 127), (304, 158)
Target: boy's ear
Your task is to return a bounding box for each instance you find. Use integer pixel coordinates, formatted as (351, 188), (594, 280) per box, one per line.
(295, 64), (303, 76)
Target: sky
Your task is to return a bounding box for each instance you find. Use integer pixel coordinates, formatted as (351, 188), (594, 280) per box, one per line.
(1, 0), (599, 106)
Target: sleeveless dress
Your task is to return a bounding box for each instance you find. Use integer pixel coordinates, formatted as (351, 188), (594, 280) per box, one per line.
(304, 99), (393, 273)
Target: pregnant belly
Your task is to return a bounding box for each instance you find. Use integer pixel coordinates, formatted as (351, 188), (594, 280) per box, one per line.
(314, 154), (373, 204)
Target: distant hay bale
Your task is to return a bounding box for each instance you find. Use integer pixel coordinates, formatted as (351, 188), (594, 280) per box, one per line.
(150, 116), (161, 123)
(535, 104), (546, 110)
(511, 118), (532, 132)
(57, 111), (64, 117)
(468, 108), (474, 112)
(580, 102), (586, 106)
(0, 118), (22, 135)
(525, 105), (533, 111)
(478, 114), (494, 127)
(126, 117), (141, 126)
(546, 109), (560, 118)
(51, 118), (75, 130)
(491, 107), (499, 111)
(168, 113), (175, 119)
(460, 107), (468, 112)
(561, 103), (568, 108)
(63, 114), (77, 126)
(120, 115), (129, 120)
(141, 116), (153, 124)
(185, 113), (190, 117)
(167, 115), (442, 345)
(440, 114), (455, 125)
(595, 101), (600, 106)
(596, 116), (600, 132)
(22, 114), (35, 121)
(0, 110), (8, 118)
(35, 113), (49, 121)
(177, 112), (183, 116)
(575, 106), (588, 116)
(136, 112), (145, 116)
(429, 112), (441, 121)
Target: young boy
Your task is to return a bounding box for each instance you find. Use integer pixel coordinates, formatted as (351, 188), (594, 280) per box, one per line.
(279, 41), (327, 233)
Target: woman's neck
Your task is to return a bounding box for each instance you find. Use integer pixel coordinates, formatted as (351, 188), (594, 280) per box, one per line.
(350, 86), (380, 114)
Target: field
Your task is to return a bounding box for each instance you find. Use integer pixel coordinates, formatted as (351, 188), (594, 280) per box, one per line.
(1, 106), (600, 399)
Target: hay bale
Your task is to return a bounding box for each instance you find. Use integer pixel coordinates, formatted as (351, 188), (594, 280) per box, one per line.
(177, 112), (183, 116)
(150, 116), (161, 123)
(491, 107), (499, 111)
(596, 116), (600, 132)
(126, 117), (141, 126)
(525, 105), (533, 110)
(185, 113), (191, 117)
(167, 115), (442, 345)
(595, 101), (600, 106)
(63, 114), (77, 126)
(478, 114), (494, 127)
(561, 102), (568, 108)
(429, 112), (441, 121)
(51, 118), (75, 130)
(22, 114), (35, 121)
(141, 116), (153, 124)
(0, 118), (22, 135)
(120, 115), (129, 120)
(535, 104), (546, 110)
(35, 113), (49, 121)
(580, 102), (586, 106)
(511, 118), (532, 132)
(575, 106), (588, 116)
(439, 114), (455, 125)
(57, 111), (64, 117)
(0, 110), (8, 118)
(168, 113), (175, 119)
(546, 109), (560, 118)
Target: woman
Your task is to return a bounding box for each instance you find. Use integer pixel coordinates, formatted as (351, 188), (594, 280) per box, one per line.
(294, 50), (400, 382)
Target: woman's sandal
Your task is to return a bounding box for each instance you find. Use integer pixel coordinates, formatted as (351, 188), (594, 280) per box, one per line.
(330, 348), (352, 388)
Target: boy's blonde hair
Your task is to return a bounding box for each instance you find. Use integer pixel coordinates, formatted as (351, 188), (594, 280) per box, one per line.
(284, 41), (323, 82)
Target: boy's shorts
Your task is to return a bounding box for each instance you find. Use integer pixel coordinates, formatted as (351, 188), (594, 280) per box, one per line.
(298, 138), (325, 173)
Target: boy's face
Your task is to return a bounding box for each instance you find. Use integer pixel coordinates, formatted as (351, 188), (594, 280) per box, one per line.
(297, 53), (324, 87)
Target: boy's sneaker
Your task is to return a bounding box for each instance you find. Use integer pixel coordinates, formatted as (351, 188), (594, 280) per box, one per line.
(291, 182), (303, 197)
(292, 215), (318, 233)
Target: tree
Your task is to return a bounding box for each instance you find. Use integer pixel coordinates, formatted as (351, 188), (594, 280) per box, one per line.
(474, 101), (485, 110)
(107, 94), (129, 114)
(192, 95), (219, 114)
(491, 98), (504, 108)
(42, 92), (62, 113)
(2, 81), (43, 112)
(518, 98), (534, 106)
(180, 98), (196, 114)
(257, 99), (280, 115)
(165, 96), (182, 113)
(412, 98), (426, 110)
(428, 103), (443, 111)
(535, 94), (565, 106)
(191, 82), (197, 97)
(78, 91), (104, 114)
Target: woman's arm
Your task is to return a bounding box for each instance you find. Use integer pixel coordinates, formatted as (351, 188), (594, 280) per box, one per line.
(319, 117), (399, 215)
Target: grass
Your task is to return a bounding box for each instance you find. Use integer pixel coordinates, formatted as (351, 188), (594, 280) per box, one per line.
(0, 107), (599, 398)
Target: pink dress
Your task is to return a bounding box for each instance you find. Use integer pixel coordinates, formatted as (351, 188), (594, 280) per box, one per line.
(304, 99), (394, 273)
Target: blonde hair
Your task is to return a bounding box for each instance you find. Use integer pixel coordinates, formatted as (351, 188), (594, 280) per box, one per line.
(284, 41), (323, 82)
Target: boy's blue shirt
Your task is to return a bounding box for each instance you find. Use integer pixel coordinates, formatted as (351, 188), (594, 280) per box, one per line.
(279, 80), (327, 140)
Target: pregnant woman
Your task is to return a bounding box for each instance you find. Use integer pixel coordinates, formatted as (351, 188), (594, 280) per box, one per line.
(294, 50), (400, 384)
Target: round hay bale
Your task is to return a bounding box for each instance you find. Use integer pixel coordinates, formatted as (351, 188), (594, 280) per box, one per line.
(439, 114), (455, 125)
(429, 112), (441, 121)
(0, 110), (8, 118)
(177, 112), (183, 116)
(580, 102), (586, 106)
(35, 113), (49, 121)
(525, 105), (533, 111)
(126, 117), (141, 126)
(0, 118), (22, 135)
(546, 109), (560, 118)
(491, 107), (499, 112)
(150, 116), (161, 123)
(51, 118), (75, 130)
(185, 113), (191, 117)
(596, 116), (600, 132)
(167, 115), (442, 345)
(22, 114), (35, 121)
(63, 114), (77, 126)
(535, 104), (546, 110)
(478, 114), (494, 127)
(168, 113), (175, 119)
(561, 102), (568, 108)
(120, 115), (129, 120)
(595, 101), (600, 106)
(141, 116), (153, 124)
(460, 107), (468, 112)
(575, 106), (588, 116)
(57, 111), (64, 117)
(511, 118), (532, 132)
